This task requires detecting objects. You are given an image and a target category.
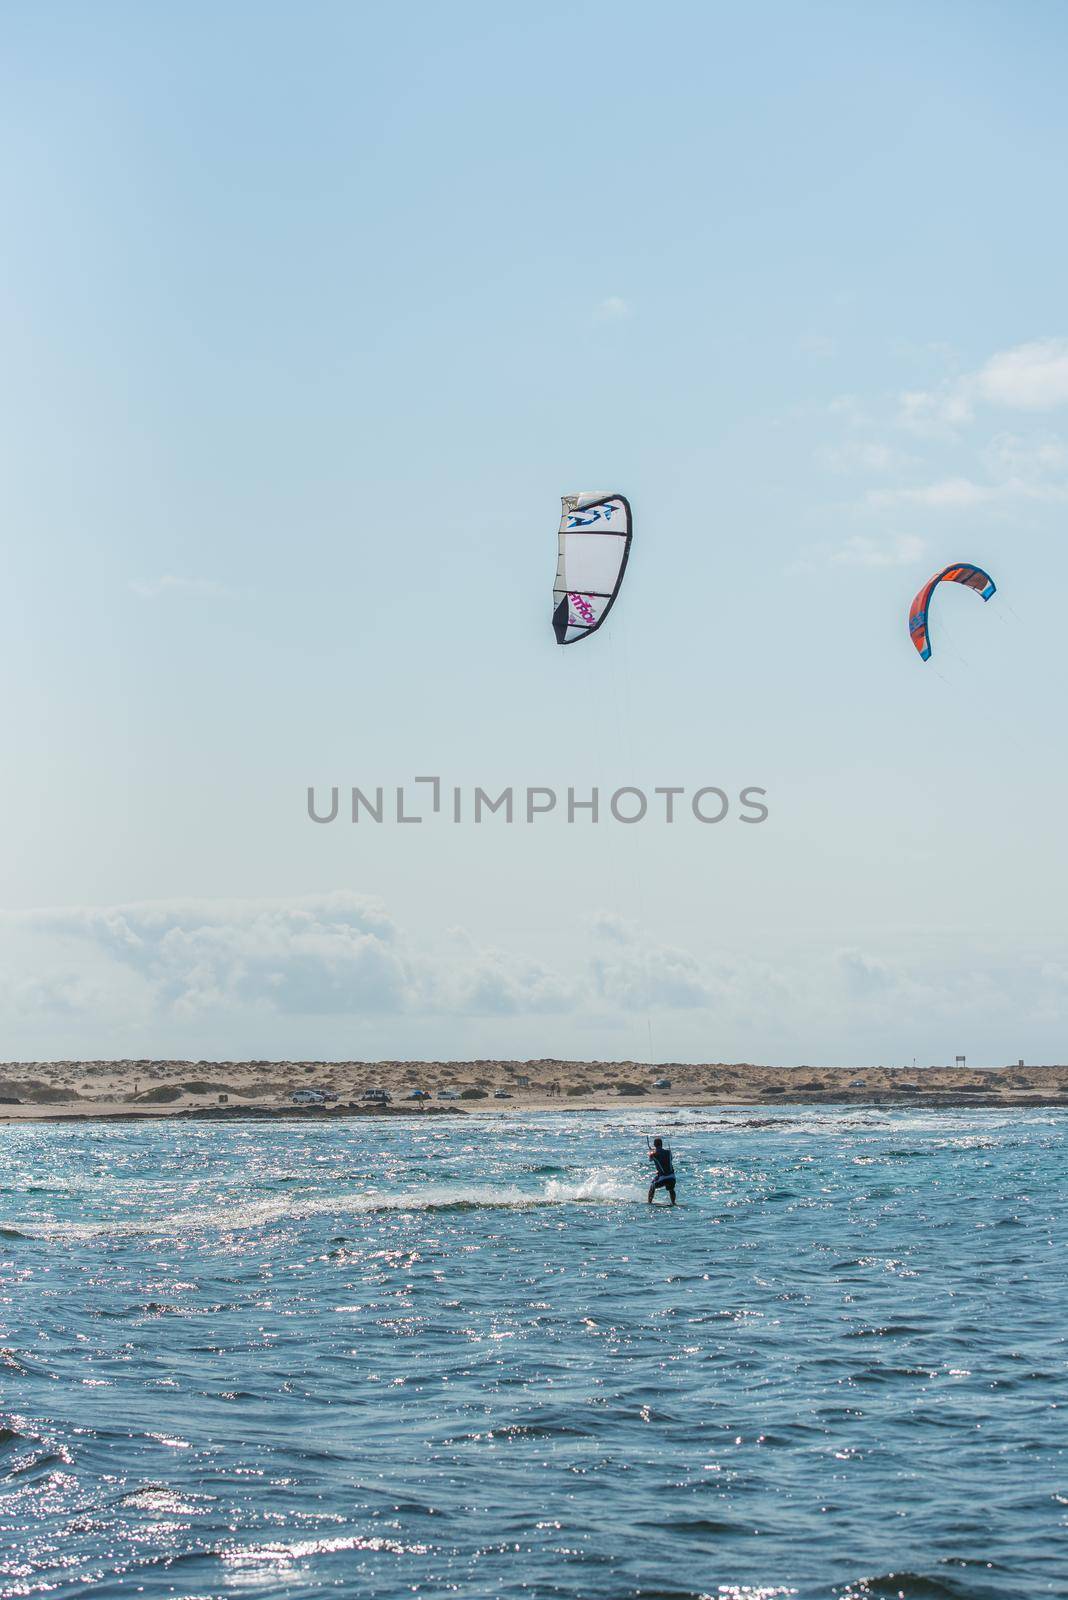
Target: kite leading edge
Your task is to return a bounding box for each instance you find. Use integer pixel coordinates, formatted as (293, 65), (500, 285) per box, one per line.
(908, 563), (996, 662)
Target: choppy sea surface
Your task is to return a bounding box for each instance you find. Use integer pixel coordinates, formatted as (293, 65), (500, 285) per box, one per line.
(1, 1107), (1066, 1600)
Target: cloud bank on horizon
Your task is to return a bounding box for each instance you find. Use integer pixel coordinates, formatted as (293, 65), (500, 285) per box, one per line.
(1, 892), (1064, 1068)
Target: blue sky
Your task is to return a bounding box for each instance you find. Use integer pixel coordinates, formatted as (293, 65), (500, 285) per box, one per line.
(3, 0), (1068, 1065)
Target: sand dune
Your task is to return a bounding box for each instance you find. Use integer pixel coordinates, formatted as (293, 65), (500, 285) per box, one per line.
(1, 1059), (1066, 1120)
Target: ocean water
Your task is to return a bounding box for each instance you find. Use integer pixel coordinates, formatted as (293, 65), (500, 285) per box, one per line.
(1, 1107), (1065, 1600)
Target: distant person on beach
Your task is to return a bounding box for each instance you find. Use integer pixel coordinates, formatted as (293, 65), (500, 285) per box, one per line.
(647, 1137), (676, 1205)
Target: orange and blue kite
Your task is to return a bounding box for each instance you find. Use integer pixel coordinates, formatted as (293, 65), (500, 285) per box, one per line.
(908, 563), (996, 661)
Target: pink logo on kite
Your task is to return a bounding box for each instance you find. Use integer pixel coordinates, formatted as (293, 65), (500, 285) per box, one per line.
(570, 593), (596, 625)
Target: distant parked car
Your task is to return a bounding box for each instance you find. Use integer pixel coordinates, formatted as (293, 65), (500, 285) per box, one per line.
(850, 1079), (866, 1088)
(493, 1090), (513, 1099)
(292, 1089), (326, 1105)
(362, 1088), (392, 1103)
(653, 1078), (672, 1090)
(438, 1090), (459, 1101)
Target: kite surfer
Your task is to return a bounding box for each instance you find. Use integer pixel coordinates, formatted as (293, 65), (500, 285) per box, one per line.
(647, 1137), (677, 1205)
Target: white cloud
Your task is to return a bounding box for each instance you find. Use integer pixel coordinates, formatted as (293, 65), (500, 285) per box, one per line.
(24, 892), (410, 1017)
(2, 894), (727, 1027)
(589, 912), (720, 1010)
(129, 576), (226, 600)
(828, 395), (870, 426)
(976, 338), (1068, 410)
(984, 431), (1068, 478)
(836, 948), (896, 997)
(0, 970), (115, 1019)
(868, 475), (1068, 510)
(897, 338), (1068, 436)
(3, 897), (1068, 1062)
(856, 354), (1068, 510)
(832, 950), (950, 1027)
(867, 477), (997, 510)
(594, 296), (632, 322)
(817, 440), (912, 475)
(898, 381), (976, 434)
(436, 929), (579, 1016)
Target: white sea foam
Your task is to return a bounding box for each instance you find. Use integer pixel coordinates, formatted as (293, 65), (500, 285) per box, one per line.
(3, 1166), (642, 1241)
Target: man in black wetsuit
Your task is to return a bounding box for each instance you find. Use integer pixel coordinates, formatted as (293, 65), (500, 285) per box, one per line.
(647, 1137), (676, 1205)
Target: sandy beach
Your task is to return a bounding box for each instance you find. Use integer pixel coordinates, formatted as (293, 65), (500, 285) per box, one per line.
(1, 1058), (1066, 1120)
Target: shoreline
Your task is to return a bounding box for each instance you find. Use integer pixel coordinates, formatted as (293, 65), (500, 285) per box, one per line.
(3, 1098), (1068, 1125)
(1, 1060), (1066, 1122)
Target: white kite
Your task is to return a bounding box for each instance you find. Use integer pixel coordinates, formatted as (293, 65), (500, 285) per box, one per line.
(552, 492), (633, 645)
